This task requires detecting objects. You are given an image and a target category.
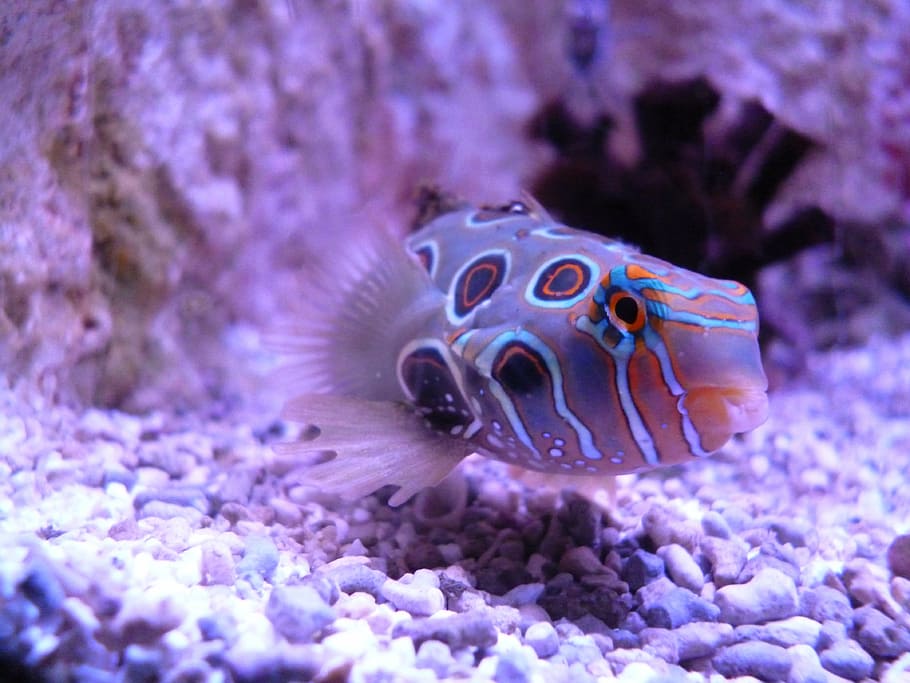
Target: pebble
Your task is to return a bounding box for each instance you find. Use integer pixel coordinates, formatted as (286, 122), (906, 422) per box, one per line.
(415, 639), (456, 678)
(701, 511), (732, 539)
(392, 612), (497, 649)
(787, 644), (829, 683)
(200, 541), (235, 586)
(265, 585), (335, 643)
(712, 641), (792, 681)
(235, 535), (279, 583)
(800, 585), (853, 625)
(734, 615), (821, 648)
(381, 572), (445, 617)
(643, 586), (719, 629)
(495, 646), (535, 683)
(20, 561), (65, 617)
(700, 536), (747, 587)
(559, 634), (601, 666)
(658, 544), (704, 592)
(320, 561), (388, 597)
(715, 568), (798, 625)
(524, 622), (559, 658)
(680, 624), (738, 665)
(622, 550), (665, 592)
(819, 639), (875, 680)
(886, 533), (910, 579)
(853, 605), (910, 657)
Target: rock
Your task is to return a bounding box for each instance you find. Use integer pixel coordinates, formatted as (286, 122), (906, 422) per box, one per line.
(639, 628), (679, 663)
(673, 622), (734, 661)
(381, 572), (446, 617)
(819, 639), (875, 681)
(715, 568), (799, 625)
(415, 640), (456, 678)
(559, 546), (605, 577)
(393, 612), (497, 649)
(524, 621), (559, 657)
(712, 641), (792, 681)
(658, 544), (705, 592)
(642, 506), (697, 550)
(800, 585), (852, 625)
(265, 586), (335, 643)
(235, 535), (279, 583)
(200, 541), (235, 586)
(559, 634), (601, 666)
(700, 536), (746, 587)
(320, 561), (388, 597)
(495, 647), (534, 683)
(622, 550), (665, 592)
(817, 619), (848, 650)
(787, 644), (829, 683)
(644, 587), (720, 629)
(701, 511), (732, 539)
(886, 533), (910, 579)
(21, 561), (65, 617)
(610, 628), (640, 649)
(853, 605), (910, 658)
(734, 616), (821, 648)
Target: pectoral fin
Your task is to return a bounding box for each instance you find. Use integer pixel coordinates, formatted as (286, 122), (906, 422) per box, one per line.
(276, 394), (470, 506)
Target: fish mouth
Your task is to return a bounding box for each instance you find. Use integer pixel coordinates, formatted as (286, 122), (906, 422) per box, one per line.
(682, 386), (769, 453)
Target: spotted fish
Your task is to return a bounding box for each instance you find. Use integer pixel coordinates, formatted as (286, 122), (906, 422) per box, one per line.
(273, 198), (768, 505)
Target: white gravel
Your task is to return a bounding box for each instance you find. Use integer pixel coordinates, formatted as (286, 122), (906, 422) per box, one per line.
(1, 333), (910, 681)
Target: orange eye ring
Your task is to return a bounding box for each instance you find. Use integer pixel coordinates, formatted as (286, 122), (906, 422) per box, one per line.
(607, 291), (646, 332)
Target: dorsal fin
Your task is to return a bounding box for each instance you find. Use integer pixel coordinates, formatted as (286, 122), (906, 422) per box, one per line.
(267, 228), (443, 402)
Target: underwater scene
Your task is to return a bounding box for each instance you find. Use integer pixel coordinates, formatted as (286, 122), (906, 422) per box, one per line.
(1, 1), (909, 681)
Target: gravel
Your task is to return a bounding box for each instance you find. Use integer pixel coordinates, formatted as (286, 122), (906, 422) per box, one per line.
(1, 334), (909, 680)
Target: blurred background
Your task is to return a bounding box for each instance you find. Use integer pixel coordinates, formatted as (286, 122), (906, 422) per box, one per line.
(1, 0), (909, 414)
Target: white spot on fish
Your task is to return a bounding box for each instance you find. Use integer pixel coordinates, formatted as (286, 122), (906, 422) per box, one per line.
(548, 448), (564, 458)
(449, 425), (464, 436)
(554, 438), (566, 447)
(445, 393), (454, 403)
(486, 433), (504, 448)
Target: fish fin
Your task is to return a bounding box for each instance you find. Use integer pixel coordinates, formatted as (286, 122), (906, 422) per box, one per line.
(276, 394), (470, 506)
(266, 229), (443, 401)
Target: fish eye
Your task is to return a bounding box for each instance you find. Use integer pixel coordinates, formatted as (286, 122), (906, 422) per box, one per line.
(607, 291), (646, 332)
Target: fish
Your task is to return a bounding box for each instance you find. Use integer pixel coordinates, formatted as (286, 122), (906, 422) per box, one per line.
(272, 195), (769, 506)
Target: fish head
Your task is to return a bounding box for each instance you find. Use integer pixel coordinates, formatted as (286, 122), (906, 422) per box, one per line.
(451, 248), (768, 473)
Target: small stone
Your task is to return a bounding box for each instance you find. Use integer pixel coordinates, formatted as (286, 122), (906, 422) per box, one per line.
(639, 628), (679, 663)
(321, 562), (387, 597)
(560, 546), (605, 577)
(621, 550), (665, 592)
(198, 613), (237, 642)
(642, 505), (697, 550)
(415, 640), (455, 678)
(734, 616), (821, 648)
(887, 534), (910, 579)
(21, 561), (65, 617)
(853, 605), (910, 658)
(819, 639), (875, 681)
(658, 544), (705, 592)
(559, 634), (601, 665)
(700, 536), (746, 587)
(800, 585), (852, 625)
(498, 583), (545, 608)
(393, 612), (497, 649)
(787, 644), (829, 683)
(712, 641), (792, 681)
(715, 568), (798, 625)
(524, 621), (559, 657)
(381, 576), (445, 617)
(883, 653), (910, 683)
(674, 621), (734, 661)
(235, 535), (279, 582)
(701, 511), (732, 539)
(817, 619), (848, 650)
(200, 541), (235, 586)
(644, 587), (719, 628)
(610, 628), (639, 649)
(495, 647), (534, 683)
(266, 585), (335, 643)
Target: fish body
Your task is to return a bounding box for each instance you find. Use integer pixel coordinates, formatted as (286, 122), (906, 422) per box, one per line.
(275, 199), (768, 504)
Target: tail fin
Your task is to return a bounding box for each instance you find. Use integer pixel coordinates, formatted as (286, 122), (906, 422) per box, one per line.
(276, 394), (470, 506)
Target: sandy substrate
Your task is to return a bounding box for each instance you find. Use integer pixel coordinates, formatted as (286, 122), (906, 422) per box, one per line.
(1, 334), (909, 682)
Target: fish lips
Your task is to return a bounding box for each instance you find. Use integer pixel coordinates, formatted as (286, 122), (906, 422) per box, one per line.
(681, 384), (769, 453)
